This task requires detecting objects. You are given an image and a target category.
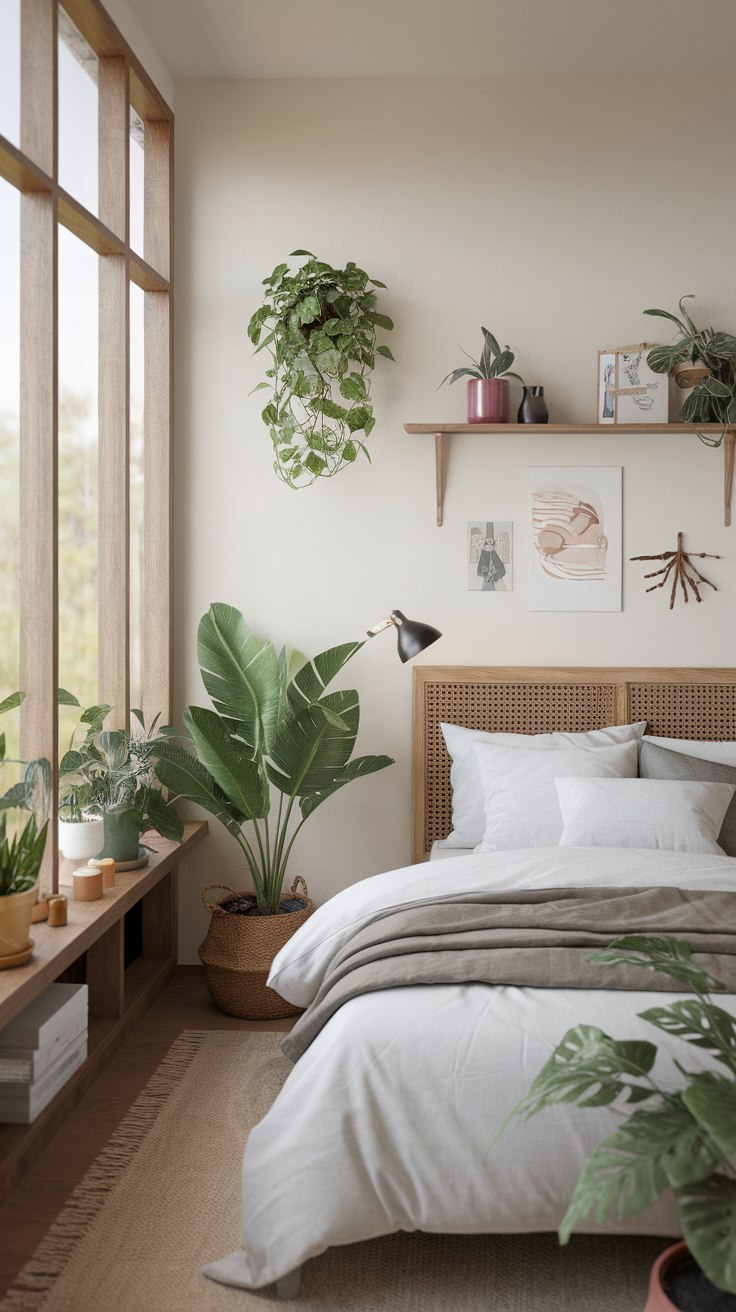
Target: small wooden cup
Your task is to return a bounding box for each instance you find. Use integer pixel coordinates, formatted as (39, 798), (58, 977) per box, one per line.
(73, 868), (103, 901)
(48, 894), (68, 926)
(95, 857), (115, 889)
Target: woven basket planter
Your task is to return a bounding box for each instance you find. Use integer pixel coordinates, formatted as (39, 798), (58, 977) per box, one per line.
(198, 877), (314, 1020)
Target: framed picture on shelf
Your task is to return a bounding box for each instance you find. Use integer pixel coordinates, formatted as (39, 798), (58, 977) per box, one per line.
(528, 466), (622, 611)
(467, 521), (513, 591)
(597, 345), (669, 424)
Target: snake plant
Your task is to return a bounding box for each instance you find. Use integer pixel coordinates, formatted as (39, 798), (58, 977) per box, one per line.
(439, 326), (523, 389)
(153, 604), (394, 914)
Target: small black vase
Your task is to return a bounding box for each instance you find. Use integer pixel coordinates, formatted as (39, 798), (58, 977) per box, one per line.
(518, 385), (549, 424)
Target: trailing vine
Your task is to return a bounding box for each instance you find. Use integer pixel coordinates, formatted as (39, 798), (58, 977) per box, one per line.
(248, 251), (395, 487)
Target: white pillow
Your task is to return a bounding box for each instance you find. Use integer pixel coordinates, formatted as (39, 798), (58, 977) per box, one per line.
(556, 777), (736, 855)
(643, 737), (736, 768)
(441, 721), (646, 849)
(473, 739), (638, 853)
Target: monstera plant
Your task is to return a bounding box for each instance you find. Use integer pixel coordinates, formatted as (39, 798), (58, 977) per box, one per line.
(499, 936), (736, 1297)
(153, 604), (394, 914)
(248, 251), (395, 487)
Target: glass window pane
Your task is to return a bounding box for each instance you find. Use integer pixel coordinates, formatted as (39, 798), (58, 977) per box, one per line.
(58, 6), (98, 216)
(130, 108), (145, 256)
(130, 281), (144, 713)
(0, 0), (20, 148)
(0, 178), (20, 759)
(58, 227), (98, 747)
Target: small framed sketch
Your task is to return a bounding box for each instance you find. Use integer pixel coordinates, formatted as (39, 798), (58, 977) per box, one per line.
(597, 345), (669, 424)
(468, 521), (513, 591)
(528, 467), (621, 611)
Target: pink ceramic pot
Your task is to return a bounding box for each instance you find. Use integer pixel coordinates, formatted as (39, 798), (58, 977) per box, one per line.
(644, 1242), (689, 1311)
(467, 377), (508, 423)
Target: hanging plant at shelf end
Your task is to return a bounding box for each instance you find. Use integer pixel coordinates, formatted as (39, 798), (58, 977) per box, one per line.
(248, 250), (395, 488)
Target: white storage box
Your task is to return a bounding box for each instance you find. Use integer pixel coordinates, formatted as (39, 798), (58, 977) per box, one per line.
(597, 344), (669, 424)
(0, 983), (87, 1054)
(0, 1032), (87, 1123)
(0, 1003), (88, 1083)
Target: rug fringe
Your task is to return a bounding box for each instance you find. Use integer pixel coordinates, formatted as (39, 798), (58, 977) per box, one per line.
(0, 1030), (208, 1312)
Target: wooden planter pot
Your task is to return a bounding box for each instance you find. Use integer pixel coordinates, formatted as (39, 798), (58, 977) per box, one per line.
(199, 879), (313, 1020)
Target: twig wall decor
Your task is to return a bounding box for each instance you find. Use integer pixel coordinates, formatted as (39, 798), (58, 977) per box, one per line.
(630, 532), (720, 609)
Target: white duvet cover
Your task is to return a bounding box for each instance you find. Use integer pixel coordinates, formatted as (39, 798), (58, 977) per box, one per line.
(205, 847), (736, 1290)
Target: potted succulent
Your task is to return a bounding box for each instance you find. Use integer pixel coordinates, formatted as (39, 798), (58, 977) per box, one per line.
(153, 603), (394, 1019)
(248, 250), (395, 487)
(439, 326), (523, 423)
(0, 691), (50, 967)
(499, 936), (736, 1309)
(644, 296), (736, 447)
(59, 701), (184, 866)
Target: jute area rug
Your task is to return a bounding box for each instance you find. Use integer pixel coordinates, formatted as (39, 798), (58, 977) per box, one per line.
(1, 1030), (672, 1312)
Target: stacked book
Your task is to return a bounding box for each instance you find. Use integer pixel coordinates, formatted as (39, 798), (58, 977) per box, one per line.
(0, 983), (88, 1124)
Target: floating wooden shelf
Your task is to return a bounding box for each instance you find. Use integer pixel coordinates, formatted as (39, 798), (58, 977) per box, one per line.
(404, 423), (736, 528)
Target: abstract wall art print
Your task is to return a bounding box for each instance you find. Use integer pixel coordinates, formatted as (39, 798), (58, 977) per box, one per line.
(528, 467), (622, 611)
(468, 522), (513, 591)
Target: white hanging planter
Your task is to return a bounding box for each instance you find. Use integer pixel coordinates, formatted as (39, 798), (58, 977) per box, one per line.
(58, 814), (105, 861)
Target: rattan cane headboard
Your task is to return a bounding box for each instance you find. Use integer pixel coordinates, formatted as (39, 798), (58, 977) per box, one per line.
(411, 666), (736, 863)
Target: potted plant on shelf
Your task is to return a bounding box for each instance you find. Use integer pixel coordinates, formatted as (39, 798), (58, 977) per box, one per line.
(59, 702), (184, 867)
(153, 603), (394, 1020)
(499, 936), (736, 1309)
(644, 295), (736, 447)
(439, 326), (523, 424)
(0, 691), (50, 968)
(248, 250), (395, 488)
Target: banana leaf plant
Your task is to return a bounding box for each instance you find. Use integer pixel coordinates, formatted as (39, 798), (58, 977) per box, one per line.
(644, 295), (736, 447)
(152, 604), (394, 914)
(498, 936), (736, 1294)
(439, 326), (523, 389)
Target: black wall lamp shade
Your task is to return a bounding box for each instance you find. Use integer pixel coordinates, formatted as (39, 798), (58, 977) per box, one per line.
(366, 609), (442, 663)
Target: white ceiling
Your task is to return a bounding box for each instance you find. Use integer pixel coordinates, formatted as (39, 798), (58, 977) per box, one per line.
(126, 0), (736, 80)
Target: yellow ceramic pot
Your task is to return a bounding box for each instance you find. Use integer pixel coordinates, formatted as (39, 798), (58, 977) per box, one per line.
(0, 886), (38, 959)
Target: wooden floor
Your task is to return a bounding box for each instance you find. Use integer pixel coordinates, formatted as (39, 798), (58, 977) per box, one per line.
(0, 966), (295, 1299)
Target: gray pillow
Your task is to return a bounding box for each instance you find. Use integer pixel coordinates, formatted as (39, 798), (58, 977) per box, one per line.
(640, 739), (736, 857)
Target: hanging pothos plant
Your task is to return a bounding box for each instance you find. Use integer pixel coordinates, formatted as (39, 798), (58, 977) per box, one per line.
(248, 251), (395, 488)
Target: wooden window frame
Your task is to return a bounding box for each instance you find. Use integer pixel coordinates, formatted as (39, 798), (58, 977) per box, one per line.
(1, 0), (174, 896)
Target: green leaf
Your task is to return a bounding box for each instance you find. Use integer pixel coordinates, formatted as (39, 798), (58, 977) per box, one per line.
(678, 1174), (736, 1294)
(498, 1025), (657, 1134)
(375, 345), (395, 361)
(643, 307), (689, 333)
(369, 278), (387, 288)
(143, 788), (184, 843)
(289, 249), (315, 258)
(153, 742), (245, 841)
(340, 374), (367, 402)
(57, 688), (80, 707)
(287, 642), (363, 714)
(95, 731), (129, 771)
(481, 327), (502, 358)
(249, 381), (272, 394)
(312, 398), (348, 421)
(80, 704), (111, 730)
(682, 1071), (736, 1159)
(197, 604), (281, 756)
(646, 345), (684, 374)
(0, 734), (4, 761)
(304, 451), (326, 475)
(489, 350), (514, 378)
(346, 406), (371, 433)
(184, 706), (270, 820)
(0, 691), (25, 717)
(702, 376), (733, 399)
(262, 403), (279, 426)
(588, 936), (726, 995)
(267, 690), (359, 799)
(296, 294), (321, 326)
(342, 441), (357, 462)
(368, 312), (394, 331)
(300, 753), (394, 818)
(130, 708), (145, 729)
(559, 1097), (719, 1243)
(59, 750), (84, 776)
(639, 1000), (736, 1072)
(438, 367), (483, 387)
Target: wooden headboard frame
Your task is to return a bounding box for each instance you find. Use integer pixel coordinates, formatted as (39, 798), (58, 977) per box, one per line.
(411, 666), (736, 864)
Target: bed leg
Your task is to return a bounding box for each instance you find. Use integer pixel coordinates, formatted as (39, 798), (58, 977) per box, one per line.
(275, 1267), (302, 1299)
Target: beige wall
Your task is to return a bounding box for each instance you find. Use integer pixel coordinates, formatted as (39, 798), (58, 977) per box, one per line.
(173, 74), (736, 962)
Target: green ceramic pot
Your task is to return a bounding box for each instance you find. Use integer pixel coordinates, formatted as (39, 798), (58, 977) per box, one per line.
(100, 812), (141, 863)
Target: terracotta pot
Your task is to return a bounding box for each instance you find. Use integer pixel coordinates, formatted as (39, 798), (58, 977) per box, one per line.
(674, 359), (709, 390)
(644, 1242), (689, 1311)
(199, 878), (314, 1020)
(467, 377), (508, 423)
(0, 886), (37, 960)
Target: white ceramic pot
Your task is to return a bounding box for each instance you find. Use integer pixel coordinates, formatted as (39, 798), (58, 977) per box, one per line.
(58, 815), (105, 861)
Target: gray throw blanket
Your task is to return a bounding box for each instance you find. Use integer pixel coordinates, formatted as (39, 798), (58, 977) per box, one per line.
(281, 886), (736, 1062)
